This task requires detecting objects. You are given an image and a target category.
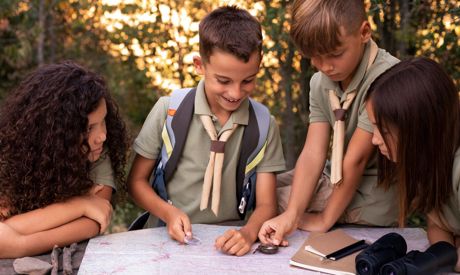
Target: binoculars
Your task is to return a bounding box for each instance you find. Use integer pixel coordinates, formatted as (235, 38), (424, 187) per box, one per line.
(355, 232), (458, 275)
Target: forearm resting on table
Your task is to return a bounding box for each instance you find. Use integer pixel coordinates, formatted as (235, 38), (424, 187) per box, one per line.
(0, 186), (112, 258)
(4, 185), (112, 235)
(0, 216), (100, 258)
(4, 198), (88, 235)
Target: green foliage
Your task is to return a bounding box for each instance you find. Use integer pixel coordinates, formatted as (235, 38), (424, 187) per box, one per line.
(369, 0), (460, 88)
(0, 0), (35, 99)
(407, 213), (427, 228)
(109, 200), (143, 233)
(1, 0), (458, 230)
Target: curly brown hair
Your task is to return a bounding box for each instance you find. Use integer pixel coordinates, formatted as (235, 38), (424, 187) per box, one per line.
(0, 61), (129, 219)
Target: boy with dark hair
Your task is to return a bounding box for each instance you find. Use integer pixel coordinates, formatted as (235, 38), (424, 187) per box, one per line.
(128, 6), (285, 256)
(259, 0), (399, 246)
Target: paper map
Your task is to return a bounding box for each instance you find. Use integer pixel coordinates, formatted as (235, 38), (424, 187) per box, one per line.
(79, 224), (429, 274)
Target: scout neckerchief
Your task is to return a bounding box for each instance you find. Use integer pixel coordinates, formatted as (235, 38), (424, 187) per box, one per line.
(329, 39), (379, 185)
(200, 115), (238, 215)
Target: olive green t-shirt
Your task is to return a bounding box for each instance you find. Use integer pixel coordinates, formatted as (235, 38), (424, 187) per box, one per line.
(89, 150), (116, 190)
(440, 148), (460, 235)
(134, 80), (286, 226)
(308, 41), (400, 226)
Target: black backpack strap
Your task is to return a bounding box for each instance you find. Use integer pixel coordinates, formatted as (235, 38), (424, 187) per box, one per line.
(129, 88), (196, 231)
(164, 88), (196, 182)
(236, 103), (259, 219)
(128, 212), (150, 231)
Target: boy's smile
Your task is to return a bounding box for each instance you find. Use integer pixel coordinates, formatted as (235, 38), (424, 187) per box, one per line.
(194, 49), (261, 124)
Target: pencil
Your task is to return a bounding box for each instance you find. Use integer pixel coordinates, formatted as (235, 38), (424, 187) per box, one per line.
(326, 240), (369, 261)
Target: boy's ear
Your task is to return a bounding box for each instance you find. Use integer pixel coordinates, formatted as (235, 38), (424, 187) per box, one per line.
(359, 21), (372, 43)
(193, 55), (205, 75)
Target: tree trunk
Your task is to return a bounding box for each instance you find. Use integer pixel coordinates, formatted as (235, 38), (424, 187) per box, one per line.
(298, 57), (311, 123)
(48, 0), (56, 62)
(382, 2), (397, 55)
(397, 0), (410, 57)
(280, 41), (297, 169)
(37, 0), (46, 65)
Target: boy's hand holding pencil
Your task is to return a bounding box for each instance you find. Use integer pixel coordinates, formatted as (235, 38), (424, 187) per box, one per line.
(165, 206), (192, 244)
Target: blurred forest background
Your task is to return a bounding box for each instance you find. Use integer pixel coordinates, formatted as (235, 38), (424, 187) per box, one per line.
(0, 0), (459, 231)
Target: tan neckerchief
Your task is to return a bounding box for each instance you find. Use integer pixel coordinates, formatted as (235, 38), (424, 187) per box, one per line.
(199, 115), (238, 216)
(329, 39), (379, 185)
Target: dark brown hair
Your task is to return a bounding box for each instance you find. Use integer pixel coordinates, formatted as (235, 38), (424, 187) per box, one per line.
(0, 61), (129, 218)
(290, 0), (366, 57)
(199, 5), (262, 63)
(366, 57), (460, 226)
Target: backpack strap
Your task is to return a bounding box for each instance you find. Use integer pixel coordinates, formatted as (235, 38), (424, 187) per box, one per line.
(163, 88), (196, 182)
(236, 99), (271, 219)
(128, 88), (195, 231)
(154, 88), (196, 200)
(156, 88), (195, 172)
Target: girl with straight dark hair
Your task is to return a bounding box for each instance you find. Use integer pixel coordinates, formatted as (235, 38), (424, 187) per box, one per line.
(365, 57), (460, 271)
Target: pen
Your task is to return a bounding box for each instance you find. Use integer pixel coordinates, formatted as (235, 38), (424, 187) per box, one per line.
(325, 240), (369, 261)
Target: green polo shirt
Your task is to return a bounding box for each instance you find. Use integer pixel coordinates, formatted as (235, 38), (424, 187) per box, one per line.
(308, 41), (400, 226)
(134, 79), (286, 226)
(89, 150), (116, 190)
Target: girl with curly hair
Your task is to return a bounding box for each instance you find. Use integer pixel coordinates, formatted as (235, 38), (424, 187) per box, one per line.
(0, 61), (129, 258)
(365, 57), (460, 271)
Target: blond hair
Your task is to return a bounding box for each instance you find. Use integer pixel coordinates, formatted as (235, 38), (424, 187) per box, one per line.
(290, 0), (366, 57)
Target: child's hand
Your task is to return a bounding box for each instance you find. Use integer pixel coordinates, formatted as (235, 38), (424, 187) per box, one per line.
(164, 207), (192, 244)
(215, 229), (253, 256)
(78, 195), (112, 234)
(258, 212), (295, 247)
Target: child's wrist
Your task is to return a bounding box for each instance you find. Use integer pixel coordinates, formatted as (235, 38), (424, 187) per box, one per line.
(284, 208), (300, 221)
(161, 203), (178, 224)
(71, 196), (86, 216)
(70, 196), (92, 218)
(239, 226), (257, 243)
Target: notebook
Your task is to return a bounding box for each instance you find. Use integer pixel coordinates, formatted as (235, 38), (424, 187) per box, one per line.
(290, 229), (362, 275)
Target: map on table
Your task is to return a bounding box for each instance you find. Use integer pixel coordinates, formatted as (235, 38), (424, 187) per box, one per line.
(79, 224), (429, 274)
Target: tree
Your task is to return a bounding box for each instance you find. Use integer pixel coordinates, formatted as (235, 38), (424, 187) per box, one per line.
(1, 0), (458, 231)
(370, 0), (459, 86)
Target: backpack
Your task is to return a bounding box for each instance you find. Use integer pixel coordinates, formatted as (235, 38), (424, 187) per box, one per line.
(129, 87), (270, 230)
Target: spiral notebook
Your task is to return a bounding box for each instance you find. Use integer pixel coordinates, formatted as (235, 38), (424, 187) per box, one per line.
(289, 229), (360, 275)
